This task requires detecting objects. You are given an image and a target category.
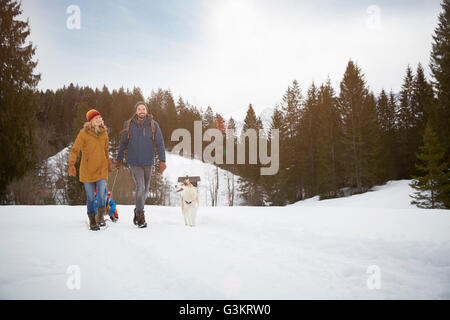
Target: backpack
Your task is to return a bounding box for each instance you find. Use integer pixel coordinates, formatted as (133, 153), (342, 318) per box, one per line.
(120, 115), (156, 155)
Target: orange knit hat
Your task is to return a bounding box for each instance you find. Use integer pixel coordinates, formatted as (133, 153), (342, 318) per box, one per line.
(86, 109), (101, 122)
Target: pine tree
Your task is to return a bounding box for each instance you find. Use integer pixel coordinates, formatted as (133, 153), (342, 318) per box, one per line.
(398, 66), (415, 130)
(281, 79), (303, 140)
(61, 83), (80, 141)
(109, 87), (125, 154)
(298, 82), (319, 197)
(237, 104), (264, 206)
(176, 96), (187, 130)
(202, 106), (215, 130)
(72, 102), (91, 139)
(262, 107), (287, 205)
(360, 92), (384, 188)
(0, 0), (41, 201)
(132, 87), (145, 103)
(280, 80), (304, 202)
(438, 167), (450, 208)
(337, 60), (369, 193)
(430, 0), (450, 157)
(215, 113), (226, 132)
(376, 89), (398, 180)
(397, 64), (435, 178)
(411, 63), (435, 173)
(413, 63), (434, 129)
(163, 90), (177, 149)
(224, 116), (238, 205)
(315, 79), (343, 199)
(147, 88), (164, 123)
(410, 123), (449, 208)
(242, 104), (258, 130)
(397, 65), (416, 178)
(377, 89), (396, 134)
(97, 85), (113, 140)
(185, 104), (202, 158)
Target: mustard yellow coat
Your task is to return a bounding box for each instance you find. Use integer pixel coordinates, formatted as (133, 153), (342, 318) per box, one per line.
(69, 124), (110, 183)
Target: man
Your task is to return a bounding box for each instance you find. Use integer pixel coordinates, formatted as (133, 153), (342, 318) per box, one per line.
(116, 101), (167, 228)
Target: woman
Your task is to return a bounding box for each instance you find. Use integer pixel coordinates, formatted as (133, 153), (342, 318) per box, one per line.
(68, 109), (112, 231)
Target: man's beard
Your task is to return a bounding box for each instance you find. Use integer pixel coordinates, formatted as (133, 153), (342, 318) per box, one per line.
(137, 113), (146, 119)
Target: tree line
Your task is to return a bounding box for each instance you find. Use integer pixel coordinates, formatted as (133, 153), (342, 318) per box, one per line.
(218, 0), (450, 209)
(234, 61), (447, 207)
(1, 0), (449, 208)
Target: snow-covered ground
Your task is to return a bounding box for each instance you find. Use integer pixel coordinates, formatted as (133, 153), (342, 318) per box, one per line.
(0, 180), (449, 299)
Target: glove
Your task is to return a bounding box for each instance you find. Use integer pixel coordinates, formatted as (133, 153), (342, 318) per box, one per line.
(68, 162), (76, 177)
(159, 161), (166, 174)
(115, 160), (121, 170)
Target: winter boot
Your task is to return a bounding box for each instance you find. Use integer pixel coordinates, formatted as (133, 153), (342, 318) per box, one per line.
(88, 213), (100, 231)
(136, 210), (147, 228)
(96, 207), (106, 227)
(133, 208), (138, 226)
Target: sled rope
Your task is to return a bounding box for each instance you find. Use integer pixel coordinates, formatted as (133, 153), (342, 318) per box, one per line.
(110, 168), (119, 196)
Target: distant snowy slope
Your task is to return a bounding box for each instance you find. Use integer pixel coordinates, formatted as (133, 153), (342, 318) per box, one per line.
(291, 180), (417, 209)
(258, 106), (275, 133)
(47, 146), (70, 169)
(46, 147), (70, 204)
(164, 152), (242, 206)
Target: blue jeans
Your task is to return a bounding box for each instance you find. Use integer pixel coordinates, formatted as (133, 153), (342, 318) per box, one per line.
(83, 179), (106, 215)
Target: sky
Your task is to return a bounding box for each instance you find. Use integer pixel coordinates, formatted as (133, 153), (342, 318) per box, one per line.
(20, 0), (442, 121)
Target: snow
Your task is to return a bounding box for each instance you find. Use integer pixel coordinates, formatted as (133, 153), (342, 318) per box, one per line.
(45, 147), (70, 204)
(0, 180), (449, 299)
(291, 180), (417, 209)
(258, 106), (275, 133)
(164, 152), (242, 206)
(46, 147), (70, 170)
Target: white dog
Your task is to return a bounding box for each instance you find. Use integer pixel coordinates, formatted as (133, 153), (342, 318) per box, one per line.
(175, 180), (199, 227)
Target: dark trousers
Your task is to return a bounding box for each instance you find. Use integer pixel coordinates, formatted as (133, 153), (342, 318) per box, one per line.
(129, 165), (152, 212)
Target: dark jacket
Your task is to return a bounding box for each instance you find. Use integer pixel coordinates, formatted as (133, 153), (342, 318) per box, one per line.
(116, 115), (166, 166)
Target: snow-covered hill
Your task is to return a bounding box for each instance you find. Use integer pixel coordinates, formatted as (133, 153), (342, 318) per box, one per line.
(0, 180), (449, 299)
(164, 152), (242, 206)
(258, 106), (275, 132)
(291, 180), (417, 209)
